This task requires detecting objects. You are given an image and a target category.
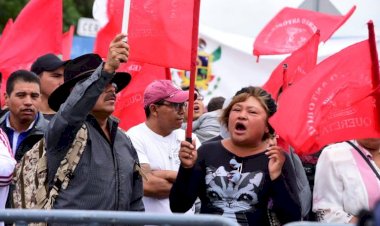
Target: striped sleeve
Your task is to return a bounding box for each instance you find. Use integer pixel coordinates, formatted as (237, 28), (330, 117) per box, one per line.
(0, 128), (16, 187)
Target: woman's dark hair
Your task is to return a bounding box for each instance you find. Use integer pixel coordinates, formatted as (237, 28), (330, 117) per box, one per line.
(207, 96), (225, 112)
(220, 86), (277, 140)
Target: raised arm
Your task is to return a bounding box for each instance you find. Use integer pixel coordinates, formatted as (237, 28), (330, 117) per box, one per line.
(170, 140), (202, 213)
(47, 34), (129, 153)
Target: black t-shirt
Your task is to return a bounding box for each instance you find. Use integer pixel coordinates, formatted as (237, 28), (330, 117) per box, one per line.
(170, 141), (301, 226)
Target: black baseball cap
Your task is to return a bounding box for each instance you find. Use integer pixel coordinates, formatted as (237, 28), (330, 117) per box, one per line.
(31, 53), (70, 75)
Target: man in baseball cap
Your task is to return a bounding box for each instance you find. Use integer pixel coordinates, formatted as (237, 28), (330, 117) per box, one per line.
(31, 53), (70, 120)
(143, 80), (190, 108)
(126, 79), (199, 214)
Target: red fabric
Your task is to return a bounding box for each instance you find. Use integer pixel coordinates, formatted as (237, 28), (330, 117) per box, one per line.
(113, 61), (169, 131)
(62, 25), (74, 60)
(276, 136), (291, 153)
(0, 19), (13, 45)
(270, 40), (380, 155)
(253, 6), (355, 57)
(127, 0), (200, 70)
(0, 19), (13, 107)
(263, 31), (320, 100)
(0, 0), (62, 79)
(93, 0), (124, 58)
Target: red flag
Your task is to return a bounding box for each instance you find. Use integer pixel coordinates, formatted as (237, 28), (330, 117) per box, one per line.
(263, 31), (320, 100)
(0, 19), (13, 45)
(0, 0), (62, 79)
(127, 0), (200, 70)
(0, 18), (14, 105)
(93, 0), (124, 58)
(113, 62), (168, 131)
(270, 38), (380, 155)
(62, 25), (74, 60)
(253, 6), (355, 57)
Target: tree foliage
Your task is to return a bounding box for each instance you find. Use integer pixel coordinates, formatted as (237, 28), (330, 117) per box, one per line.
(0, 0), (95, 33)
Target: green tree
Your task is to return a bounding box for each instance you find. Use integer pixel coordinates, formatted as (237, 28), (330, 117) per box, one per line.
(0, 0), (95, 33)
(63, 0), (95, 32)
(0, 0), (28, 32)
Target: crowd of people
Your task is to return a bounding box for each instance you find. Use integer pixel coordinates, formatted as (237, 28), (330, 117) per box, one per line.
(0, 33), (379, 226)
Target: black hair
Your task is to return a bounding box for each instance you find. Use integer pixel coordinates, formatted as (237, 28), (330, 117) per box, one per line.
(234, 86), (277, 117)
(221, 86), (277, 140)
(144, 99), (166, 118)
(181, 86), (199, 93)
(207, 96), (225, 112)
(144, 106), (151, 118)
(6, 70), (40, 95)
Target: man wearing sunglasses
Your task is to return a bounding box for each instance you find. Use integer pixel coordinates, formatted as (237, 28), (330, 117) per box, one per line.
(126, 80), (200, 215)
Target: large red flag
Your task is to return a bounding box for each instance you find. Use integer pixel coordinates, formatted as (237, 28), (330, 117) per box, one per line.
(253, 6), (355, 57)
(93, 0), (124, 58)
(0, 0), (62, 78)
(126, 0), (200, 70)
(0, 18), (14, 107)
(113, 61), (168, 131)
(270, 38), (380, 155)
(0, 19), (13, 46)
(62, 25), (74, 60)
(263, 31), (320, 100)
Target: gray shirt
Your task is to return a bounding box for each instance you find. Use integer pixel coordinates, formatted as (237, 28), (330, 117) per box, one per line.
(46, 64), (144, 211)
(182, 110), (221, 143)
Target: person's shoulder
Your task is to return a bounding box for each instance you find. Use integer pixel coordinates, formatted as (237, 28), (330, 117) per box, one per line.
(172, 128), (197, 139)
(204, 110), (220, 117)
(0, 110), (8, 124)
(197, 140), (223, 160)
(126, 122), (146, 135)
(0, 108), (9, 120)
(35, 112), (49, 131)
(199, 140), (221, 151)
(198, 110), (220, 121)
(320, 141), (352, 160)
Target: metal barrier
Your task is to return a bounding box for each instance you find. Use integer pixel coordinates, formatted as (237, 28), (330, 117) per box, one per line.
(285, 222), (355, 226)
(0, 209), (240, 226)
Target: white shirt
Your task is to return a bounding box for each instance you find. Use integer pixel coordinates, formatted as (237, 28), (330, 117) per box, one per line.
(313, 141), (380, 223)
(0, 129), (16, 226)
(127, 122), (199, 214)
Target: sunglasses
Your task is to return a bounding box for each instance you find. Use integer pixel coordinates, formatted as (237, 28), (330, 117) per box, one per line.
(154, 101), (187, 112)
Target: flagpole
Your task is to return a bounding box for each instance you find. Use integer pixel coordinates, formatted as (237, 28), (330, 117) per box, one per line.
(367, 20), (380, 129)
(185, 0), (201, 142)
(165, 68), (172, 80)
(368, 21), (379, 87)
(121, 0), (131, 36)
(282, 64), (288, 90)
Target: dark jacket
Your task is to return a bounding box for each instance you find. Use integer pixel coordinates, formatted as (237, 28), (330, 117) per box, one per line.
(0, 111), (48, 210)
(0, 112), (48, 162)
(46, 64), (144, 212)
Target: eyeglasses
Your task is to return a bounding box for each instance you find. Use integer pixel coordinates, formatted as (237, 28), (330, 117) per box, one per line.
(196, 95), (204, 101)
(155, 101), (187, 112)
